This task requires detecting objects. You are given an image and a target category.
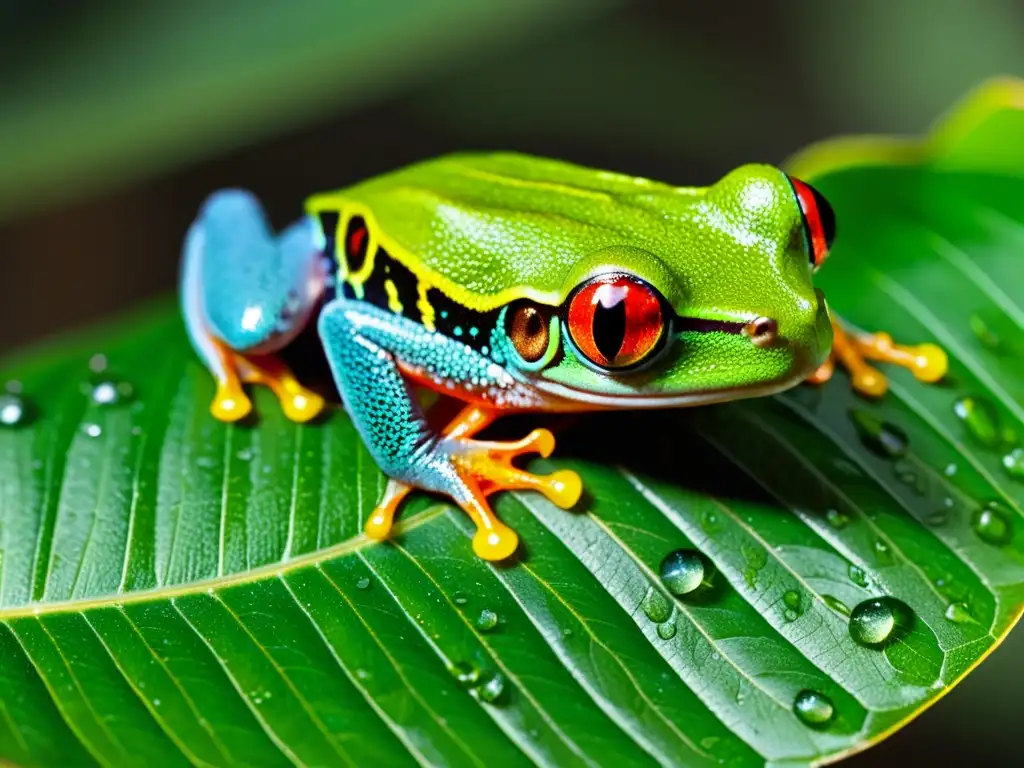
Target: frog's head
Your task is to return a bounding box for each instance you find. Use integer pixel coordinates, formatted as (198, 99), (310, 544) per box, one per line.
(492, 164), (834, 408)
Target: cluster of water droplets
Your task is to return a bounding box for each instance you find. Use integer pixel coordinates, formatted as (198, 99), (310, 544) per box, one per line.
(441, 590), (509, 705)
(0, 354), (144, 438)
(849, 394), (1018, 554)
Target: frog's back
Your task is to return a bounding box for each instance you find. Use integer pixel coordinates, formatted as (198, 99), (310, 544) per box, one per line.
(305, 152), (703, 311)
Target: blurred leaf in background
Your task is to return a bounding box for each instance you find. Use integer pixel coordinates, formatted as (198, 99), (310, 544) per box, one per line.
(0, 0), (622, 222)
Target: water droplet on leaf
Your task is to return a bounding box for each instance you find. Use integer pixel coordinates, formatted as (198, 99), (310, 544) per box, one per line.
(82, 423), (102, 438)
(793, 690), (834, 728)
(850, 409), (908, 458)
(944, 602), (976, 624)
(848, 564), (869, 588)
(453, 592), (468, 606)
(1002, 448), (1024, 480)
(849, 597), (911, 647)
(972, 501), (1013, 545)
(476, 609), (499, 632)
(0, 394), (31, 427)
(825, 508), (851, 529)
(356, 577), (370, 590)
(741, 543), (767, 588)
(641, 589), (672, 623)
(450, 661), (480, 687)
(953, 396), (1015, 449)
(659, 549), (705, 596)
(656, 620), (677, 640)
(476, 672), (508, 704)
(822, 595), (851, 616)
(90, 380), (134, 406)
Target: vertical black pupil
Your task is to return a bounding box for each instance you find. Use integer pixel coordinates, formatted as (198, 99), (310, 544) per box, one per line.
(526, 310), (544, 337)
(592, 294), (627, 362)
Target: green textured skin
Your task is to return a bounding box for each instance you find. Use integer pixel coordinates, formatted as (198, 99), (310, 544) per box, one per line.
(307, 153), (832, 405)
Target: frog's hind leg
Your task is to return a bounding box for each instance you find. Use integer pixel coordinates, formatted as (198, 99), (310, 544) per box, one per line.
(809, 315), (948, 397)
(181, 190), (328, 423)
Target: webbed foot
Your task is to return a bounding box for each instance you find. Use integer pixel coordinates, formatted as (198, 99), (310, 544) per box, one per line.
(364, 406), (582, 561)
(809, 318), (947, 397)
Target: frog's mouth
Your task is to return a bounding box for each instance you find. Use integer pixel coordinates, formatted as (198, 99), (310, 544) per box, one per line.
(532, 375), (802, 411)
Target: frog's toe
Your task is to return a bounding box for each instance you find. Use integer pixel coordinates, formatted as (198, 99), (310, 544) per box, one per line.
(362, 427), (581, 562)
(810, 318), (948, 398)
(279, 386), (326, 423)
(211, 382), (253, 422)
(238, 353), (326, 423)
(472, 523), (519, 561)
(906, 343), (948, 383)
(453, 430), (582, 510)
(365, 479), (413, 541)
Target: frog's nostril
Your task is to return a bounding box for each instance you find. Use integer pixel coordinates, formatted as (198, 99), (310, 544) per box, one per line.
(742, 316), (778, 348)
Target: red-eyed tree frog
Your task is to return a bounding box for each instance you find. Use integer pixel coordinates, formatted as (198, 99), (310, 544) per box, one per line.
(180, 153), (947, 561)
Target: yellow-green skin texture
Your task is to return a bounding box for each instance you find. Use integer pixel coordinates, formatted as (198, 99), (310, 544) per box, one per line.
(307, 153), (832, 407)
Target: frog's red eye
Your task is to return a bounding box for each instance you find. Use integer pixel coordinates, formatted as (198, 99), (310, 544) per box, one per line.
(567, 275), (666, 370)
(788, 176), (836, 269)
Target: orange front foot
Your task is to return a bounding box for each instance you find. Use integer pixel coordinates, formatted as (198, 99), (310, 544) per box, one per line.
(808, 318), (948, 397)
(364, 405), (582, 561)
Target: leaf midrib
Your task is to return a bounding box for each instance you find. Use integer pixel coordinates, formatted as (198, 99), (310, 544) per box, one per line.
(0, 506), (447, 621)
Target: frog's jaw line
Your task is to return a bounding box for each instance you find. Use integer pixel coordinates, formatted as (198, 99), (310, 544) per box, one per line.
(529, 375), (804, 411)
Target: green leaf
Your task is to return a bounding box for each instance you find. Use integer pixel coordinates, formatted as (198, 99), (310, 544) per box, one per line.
(2, 79), (1024, 766)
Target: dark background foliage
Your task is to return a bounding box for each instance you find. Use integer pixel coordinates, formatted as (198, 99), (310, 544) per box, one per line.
(1, 1), (1022, 763)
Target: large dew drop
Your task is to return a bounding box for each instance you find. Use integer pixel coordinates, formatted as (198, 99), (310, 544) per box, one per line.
(793, 690), (835, 728)
(849, 597), (911, 647)
(972, 501), (1013, 546)
(659, 549), (705, 596)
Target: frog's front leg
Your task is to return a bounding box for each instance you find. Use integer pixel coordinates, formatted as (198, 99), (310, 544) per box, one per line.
(181, 190), (328, 422)
(318, 299), (582, 561)
(809, 312), (948, 397)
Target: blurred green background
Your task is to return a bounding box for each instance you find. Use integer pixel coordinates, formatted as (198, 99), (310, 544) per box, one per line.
(0, 0), (1022, 763)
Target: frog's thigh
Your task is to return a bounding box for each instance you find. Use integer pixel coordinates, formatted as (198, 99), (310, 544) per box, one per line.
(181, 190), (324, 421)
(315, 299), (437, 481)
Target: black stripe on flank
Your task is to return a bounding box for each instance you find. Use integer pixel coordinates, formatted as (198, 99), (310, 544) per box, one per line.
(427, 287), (500, 356)
(317, 211), (340, 271)
(359, 247), (422, 324)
